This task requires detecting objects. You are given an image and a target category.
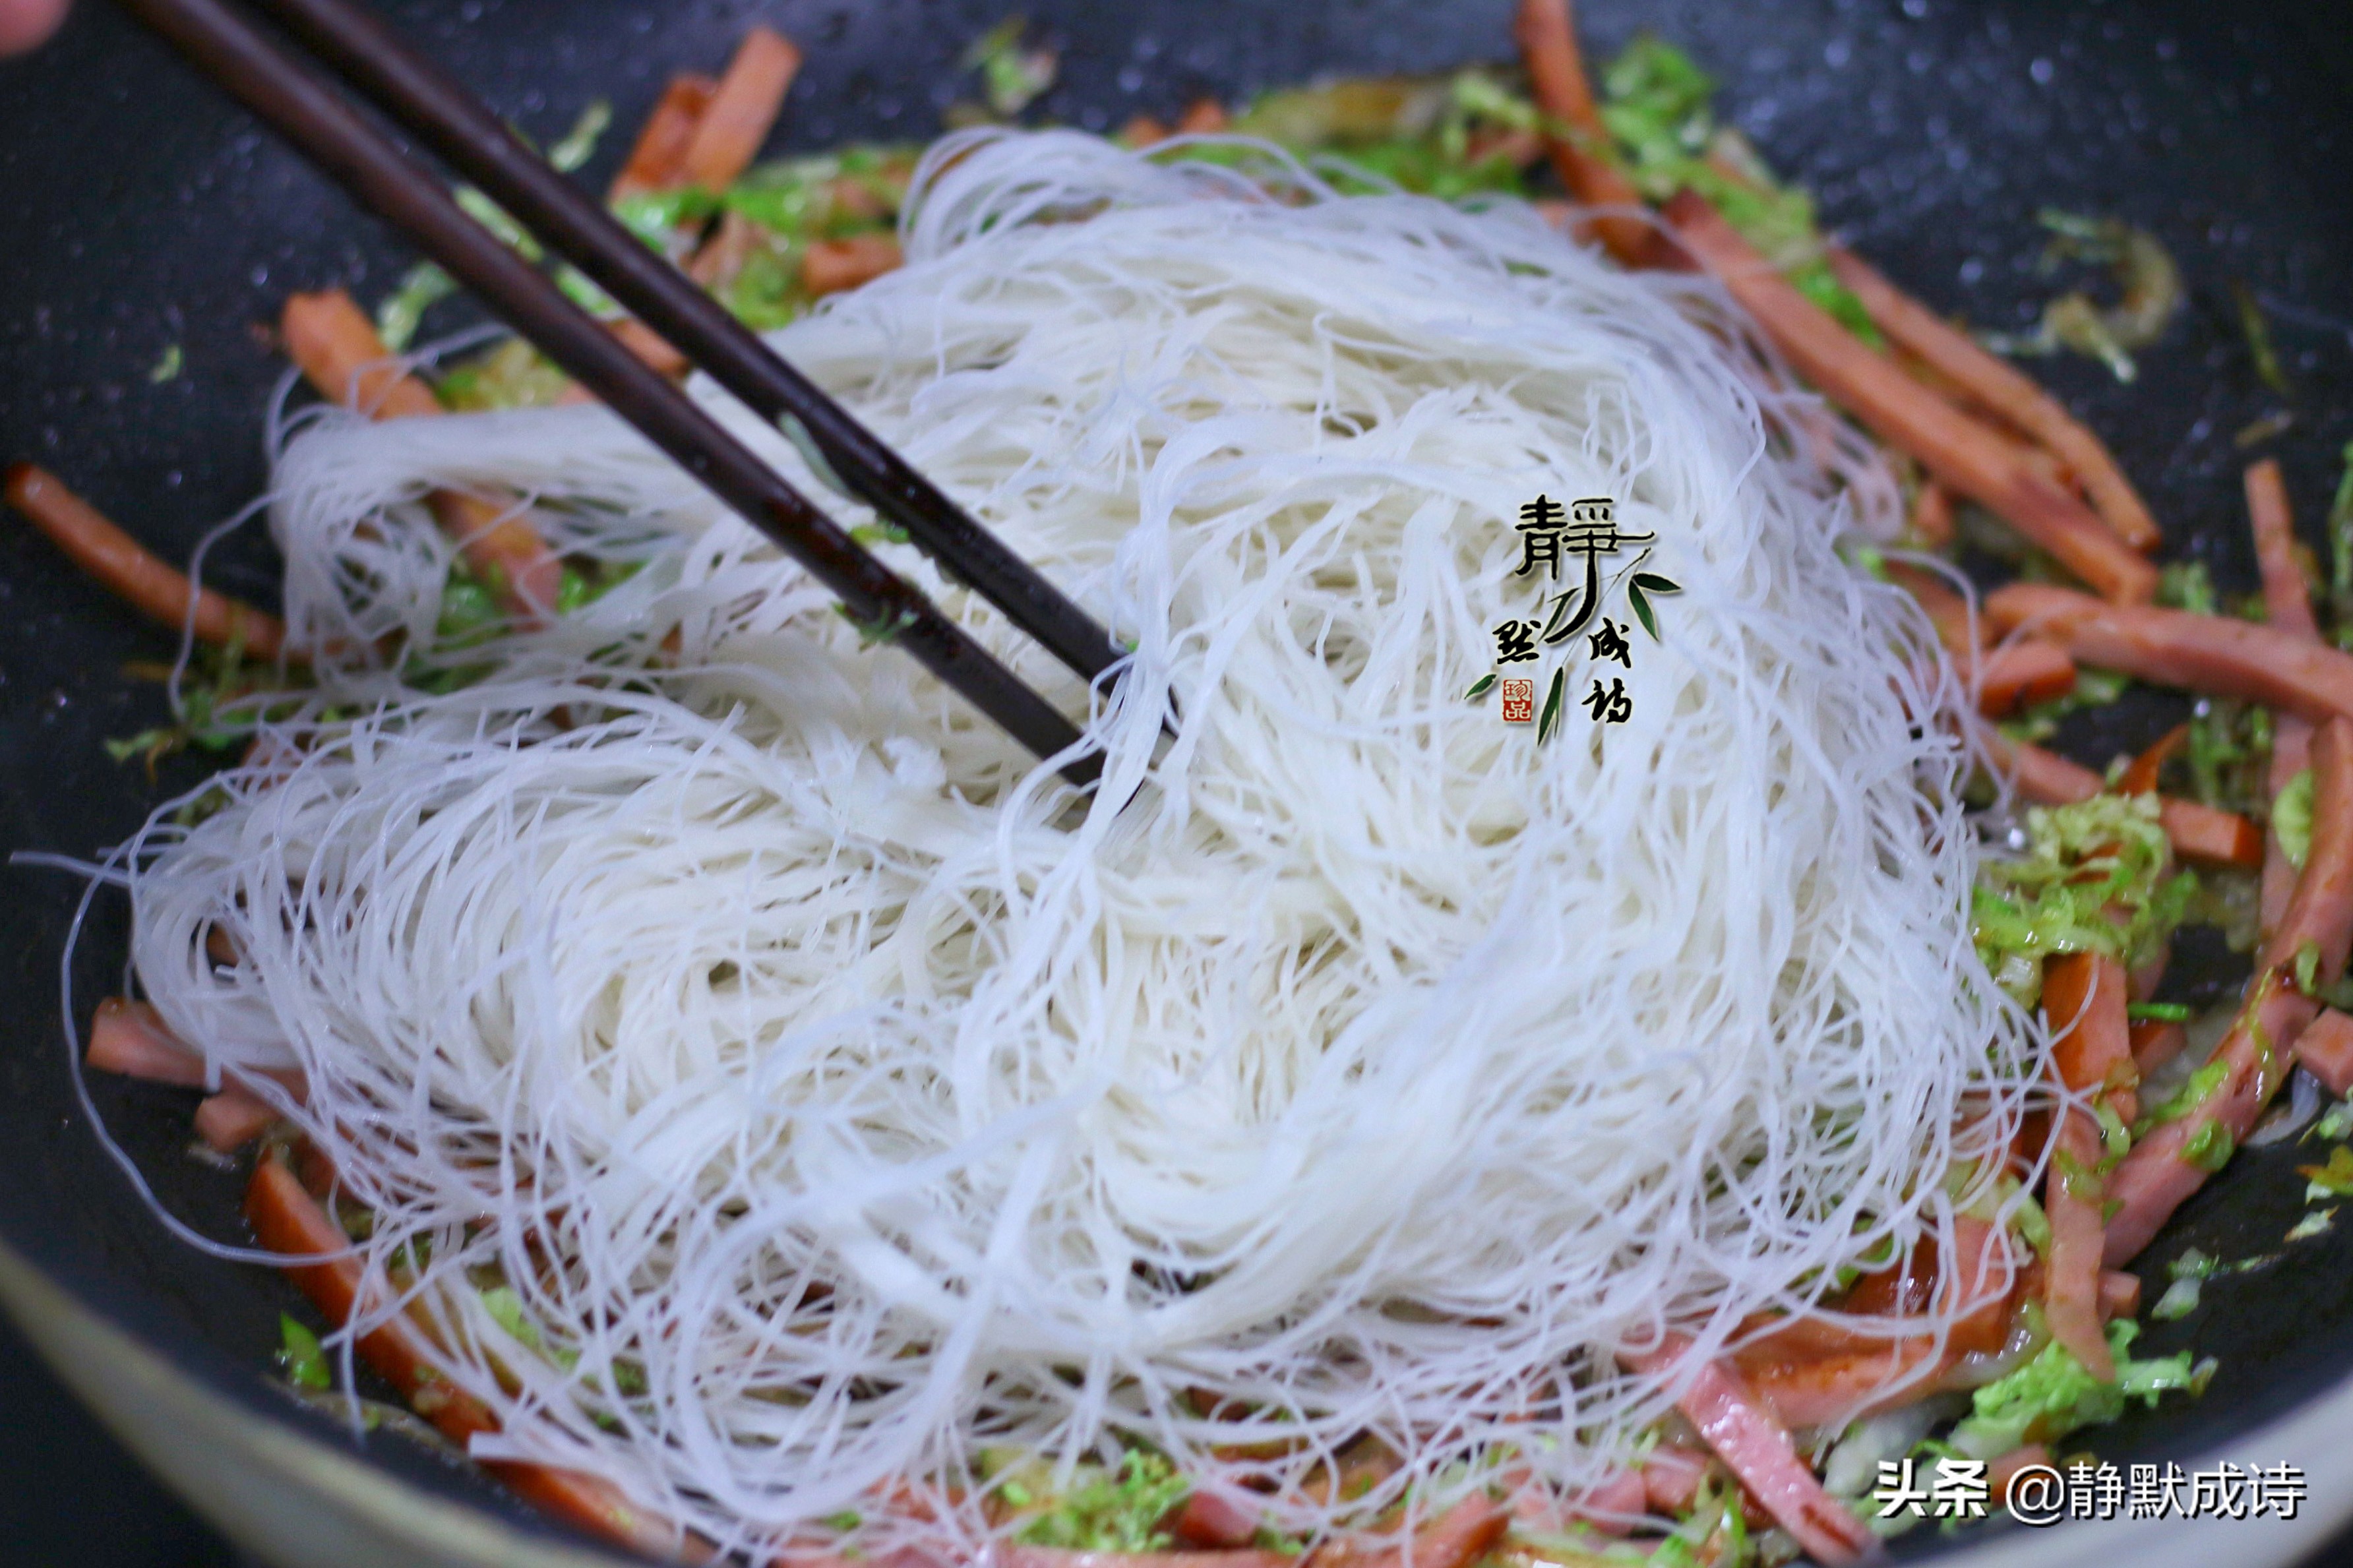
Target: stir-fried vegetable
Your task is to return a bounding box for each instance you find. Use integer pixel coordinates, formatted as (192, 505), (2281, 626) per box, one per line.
(1982, 210), (2185, 383)
(1973, 796), (2195, 1004)
(42, 10), (2353, 1563)
(1946, 1320), (2202, 1460)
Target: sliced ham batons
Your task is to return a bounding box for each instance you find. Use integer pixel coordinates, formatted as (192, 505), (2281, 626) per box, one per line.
(1620, 1339), (1878, 1565)
(1660, 193), (2156, 605)
(2104, 718), (2353, 1265)
(280, 291), (564, 621)
(1977, 732), (2263, 869)
(1514, 0), (1653, 266)
(1827, 245), (2160, 552)
(2299, 1008), (2353, 1098)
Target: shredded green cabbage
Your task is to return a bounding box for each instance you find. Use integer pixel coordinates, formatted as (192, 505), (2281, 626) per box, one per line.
(996, 1451), (1190, 1552)
(2301, 1145), (2353, 1200)
(375, 262), (456, 354)
(276, 1313), (332, 1391)
(1972, 795), (2197, 1006)
(2158, 560), (2218, 616)
(1597, 38), (1879, 346)
(1948, 1319), (2198, 1460)
(2275, 767), (2315, 870)
(547, 99), (613, 174)
(962, 16), (1058, 119)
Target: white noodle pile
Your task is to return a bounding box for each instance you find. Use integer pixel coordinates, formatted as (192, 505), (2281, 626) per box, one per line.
(122, 131), (2038, 1557)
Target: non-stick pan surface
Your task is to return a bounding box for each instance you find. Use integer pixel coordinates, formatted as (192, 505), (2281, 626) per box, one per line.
(2, 1), (2350, 1561)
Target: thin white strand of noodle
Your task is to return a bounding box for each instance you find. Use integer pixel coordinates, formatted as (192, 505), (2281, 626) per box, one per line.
(113, 130), (2042, 1557)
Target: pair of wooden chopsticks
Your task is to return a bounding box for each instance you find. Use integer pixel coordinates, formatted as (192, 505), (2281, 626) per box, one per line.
(113, 0), (1128, 789)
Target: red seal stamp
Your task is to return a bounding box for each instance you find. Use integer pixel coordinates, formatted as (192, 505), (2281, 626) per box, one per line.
(1500, 677), (1535, 723)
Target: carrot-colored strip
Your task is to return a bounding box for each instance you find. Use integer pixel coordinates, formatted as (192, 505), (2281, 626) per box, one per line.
(245, 1157), (698, 1559)
(1118, 113), (1173, 148)
(2298, 1008), (2353, 1097)
(85, 997), (307, 1101)
(2097, 1271), (2141, 1320)
(2116, 723), (2189, 798)
(2035, 957), (2120, 1379)
(553, 317), (692, 406)
(2129, 1019), (2188, 1075)
(610, 317), (690, 380)
(2247, 459), (2319, 642)
(2043, 953), (2137, 1121)
(1513, 0), (1653, 267)
(1976, 640), (2078, 717)
(246, 1155), (499, 1437)
(1635, 1445), (1712, 1517)
(1733, 1219), (2012, 1430)
(427, 491), (565, 617)
(280, 290), (445, 420)
(1661, 194), (2157, 604)
(2042, 1105), (2112, 1378)
(1169, 1492), (1260, 1550)
(2157, 799), (2265, 870)
(1738, 1219), (2010, 1362)
(2256, 716), (2353, 984)
(802, 235), (905, 299)
(1738, 1346), (1940, 1432)
(1883, 561), (1977, 654)
(1620, 1341), (1876, 1565)
(1909, 480), (1954, 547)
(1175, 98), (1230, 136)
(195, 1087), (277, 1153)
(1300, 1497), (1506, 1568)
(86, 998), (209, 1087)
(6, 464), (287, 659)
(1981, 729), (2102, 805)
(1827, 246), (2161, 553)
(2102, 717), (2353, 1265)
(281, 291), (563, 619)
(609, 74), (719, 200)
(2249, 458), (2322, 934)
(1885, 562), (2075, 717)
(1979, 729), (2259, 867)
(2102, 982), (2321, 1267)
(678, 26), (801, 194)
(1984, 582), (2353, 724)
(1556, 1469), (1649, 1533)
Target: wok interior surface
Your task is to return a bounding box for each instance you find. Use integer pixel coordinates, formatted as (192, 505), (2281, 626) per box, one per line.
(1, 0), (2350, 1559)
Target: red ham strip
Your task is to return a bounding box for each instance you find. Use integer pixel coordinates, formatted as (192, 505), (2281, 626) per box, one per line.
(1622, 1339), (1879, 1564)
(1169, 1491), (1260, 1550)
(2104, 720), (2353, 1263)
(1732, 1218), (2013, 1430)
(86, 998), (208, 1087)
(1659, 193), (2155, 604)
(1297, 1496), (1507, 1568)
(245, 1157), (700, 1560)
(1984, 583), (2353, 725)
(2247, 459), (2325, 936)
(2298, 1008), (2353, 1098)
(194, 1088), (277, 1153)
(2129, 1019), (2189, 1075)
(1976, 733), (2261, 868)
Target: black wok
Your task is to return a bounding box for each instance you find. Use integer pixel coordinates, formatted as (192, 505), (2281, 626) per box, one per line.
(1, 1), (2350, 1562)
